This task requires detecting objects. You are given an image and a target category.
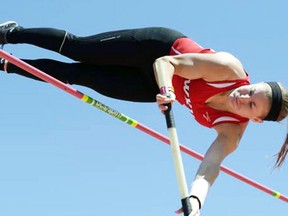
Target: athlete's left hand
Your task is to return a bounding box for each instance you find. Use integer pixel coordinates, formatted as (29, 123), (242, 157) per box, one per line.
(156, 91), (175, 114)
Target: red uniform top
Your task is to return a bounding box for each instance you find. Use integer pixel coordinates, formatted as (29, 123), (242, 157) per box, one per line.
(170, 38), (250, 128)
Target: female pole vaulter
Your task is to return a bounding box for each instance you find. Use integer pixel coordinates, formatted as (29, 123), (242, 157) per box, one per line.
(0, 21), (287, 216)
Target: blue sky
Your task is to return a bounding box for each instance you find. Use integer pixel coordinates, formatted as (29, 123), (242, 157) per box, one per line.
(0, 1), (287, 215)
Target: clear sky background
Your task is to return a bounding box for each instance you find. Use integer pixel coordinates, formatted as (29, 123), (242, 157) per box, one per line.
(0, 1), (287, 215)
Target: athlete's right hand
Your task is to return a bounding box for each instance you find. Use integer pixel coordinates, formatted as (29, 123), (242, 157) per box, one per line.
(175, 207), (200, 216)
(175, 197), (201, 216)
(156, 91), (176, 114)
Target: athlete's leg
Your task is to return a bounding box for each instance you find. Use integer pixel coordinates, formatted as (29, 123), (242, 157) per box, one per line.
(4, 25), (185, 66)
(3, 59), (158, 102)
(5, 26), (146, 66)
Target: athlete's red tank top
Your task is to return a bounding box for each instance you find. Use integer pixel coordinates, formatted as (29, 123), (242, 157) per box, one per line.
(170, 38), (250, 128)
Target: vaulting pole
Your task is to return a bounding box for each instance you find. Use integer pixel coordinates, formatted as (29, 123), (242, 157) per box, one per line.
(0, 49), (287, 203)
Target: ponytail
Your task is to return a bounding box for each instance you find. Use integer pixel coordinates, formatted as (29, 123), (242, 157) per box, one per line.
(274, 133), (288, 168)
(273, 83), (288, 168)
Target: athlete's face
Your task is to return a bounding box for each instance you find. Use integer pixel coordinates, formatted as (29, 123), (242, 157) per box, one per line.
(228, 83), (271, 122)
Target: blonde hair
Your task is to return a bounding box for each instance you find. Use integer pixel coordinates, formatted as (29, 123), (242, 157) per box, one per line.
(274, 83), (288, 168)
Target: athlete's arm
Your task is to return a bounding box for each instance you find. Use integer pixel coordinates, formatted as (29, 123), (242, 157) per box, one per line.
(153, 52), (245, 86)
(185, 122), (248, 214)
(196, 122), (248, 184)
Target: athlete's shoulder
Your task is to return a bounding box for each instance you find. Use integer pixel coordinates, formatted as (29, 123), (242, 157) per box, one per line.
(170, 37), (215, 55)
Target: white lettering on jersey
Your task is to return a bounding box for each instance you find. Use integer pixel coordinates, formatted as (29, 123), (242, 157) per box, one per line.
(183, 79), (193, 115)
(203, 112), (211, 122)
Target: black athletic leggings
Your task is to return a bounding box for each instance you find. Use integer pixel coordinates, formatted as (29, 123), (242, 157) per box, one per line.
(6, 27), (186, 102)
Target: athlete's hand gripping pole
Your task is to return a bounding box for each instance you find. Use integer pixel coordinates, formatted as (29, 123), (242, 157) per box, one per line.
(163, 102), (192, 216)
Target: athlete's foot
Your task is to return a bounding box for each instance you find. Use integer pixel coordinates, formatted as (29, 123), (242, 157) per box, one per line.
(0, 21), (18, 44)
(0, 58), (8, 72)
